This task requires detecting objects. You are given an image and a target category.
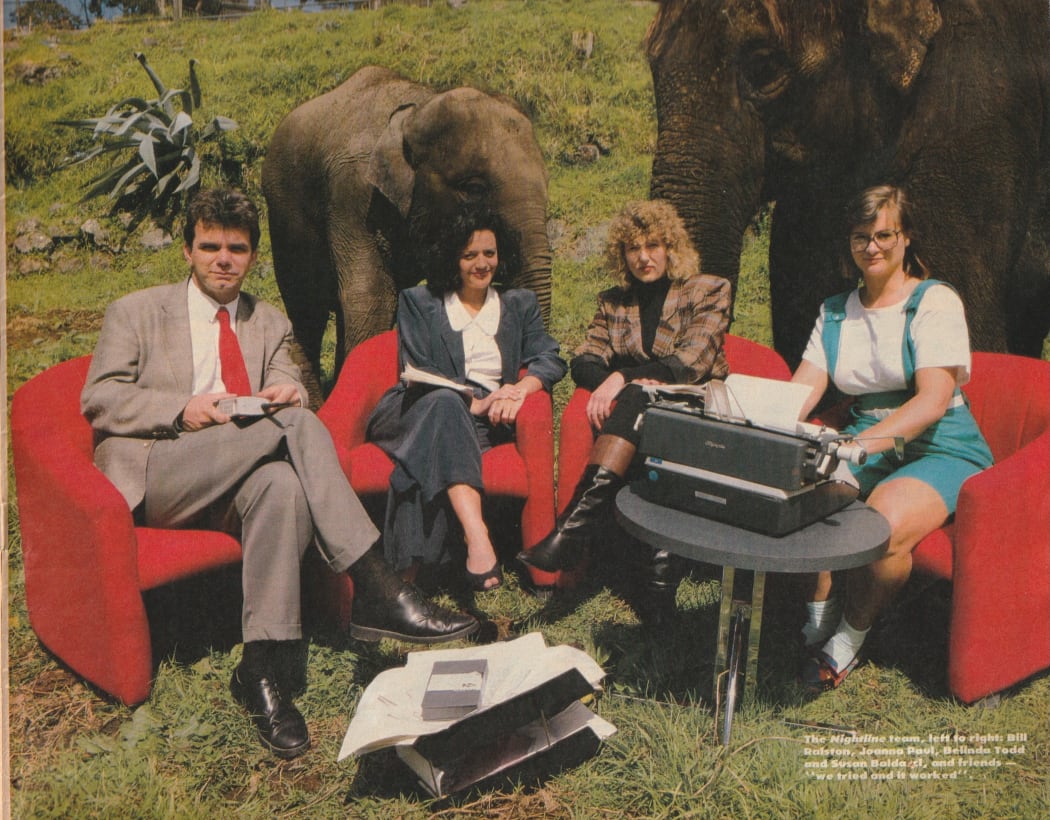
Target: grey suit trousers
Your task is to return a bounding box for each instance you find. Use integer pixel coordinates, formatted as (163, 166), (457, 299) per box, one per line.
(143, 407), (378, 642)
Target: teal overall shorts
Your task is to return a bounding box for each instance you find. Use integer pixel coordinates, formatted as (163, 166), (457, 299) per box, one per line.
(821, 280), (993, 513)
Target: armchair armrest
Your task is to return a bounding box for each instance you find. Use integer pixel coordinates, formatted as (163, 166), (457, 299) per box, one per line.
(317, 331), (400, 470)
(557, 388), (596, 514)
(12, 399), (151, 703)
(947, 430), (1050, 702)
(512, 384), (556, 550)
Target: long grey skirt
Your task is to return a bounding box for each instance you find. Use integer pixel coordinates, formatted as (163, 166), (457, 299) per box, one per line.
(366, 384), (511, 570)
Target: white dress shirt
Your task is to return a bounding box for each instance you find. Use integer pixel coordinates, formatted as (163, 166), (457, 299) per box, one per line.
(187, 278), (242, 396)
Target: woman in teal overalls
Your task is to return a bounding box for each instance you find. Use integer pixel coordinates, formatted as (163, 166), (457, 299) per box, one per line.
(791, 184), (993, 693)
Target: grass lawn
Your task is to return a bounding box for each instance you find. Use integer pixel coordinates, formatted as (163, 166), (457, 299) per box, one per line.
(5, 3), (1049, 817)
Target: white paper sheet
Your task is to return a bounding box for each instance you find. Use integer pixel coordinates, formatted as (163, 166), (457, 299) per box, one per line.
(710, 373), (814, 434)
(337, 632), (607, 761)
(400, 364), (474, 396)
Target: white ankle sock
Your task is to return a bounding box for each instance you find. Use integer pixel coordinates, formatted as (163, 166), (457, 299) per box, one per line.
(822, 618), (869, 672)
(802, 597), (842, 647)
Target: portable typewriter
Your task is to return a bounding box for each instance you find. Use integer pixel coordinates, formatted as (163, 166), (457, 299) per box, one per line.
(633, 380), (868, 537)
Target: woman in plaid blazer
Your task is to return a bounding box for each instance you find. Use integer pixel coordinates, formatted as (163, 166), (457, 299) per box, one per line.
(519, 200), (731, 620)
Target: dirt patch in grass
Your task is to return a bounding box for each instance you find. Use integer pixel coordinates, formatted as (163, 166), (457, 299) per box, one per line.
(6, 307), (104, 350)
(8, 663), (124, 787)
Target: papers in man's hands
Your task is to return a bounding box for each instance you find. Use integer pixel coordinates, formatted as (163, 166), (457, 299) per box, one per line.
(705, 373), (814, 435)
(215, 396), (296, 417)
(400, 363), (474, 397)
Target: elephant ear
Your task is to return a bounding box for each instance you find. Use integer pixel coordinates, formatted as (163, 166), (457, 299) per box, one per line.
(865, 0), (943, 92)
(366, 103), (418, 219)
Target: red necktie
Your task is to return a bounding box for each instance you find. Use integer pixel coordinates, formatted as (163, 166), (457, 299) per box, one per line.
(216, 307), (251, 396)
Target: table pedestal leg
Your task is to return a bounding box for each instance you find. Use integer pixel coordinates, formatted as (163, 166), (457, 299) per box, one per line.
(713, 566), (736, 698)
(714, 566), (767, 747)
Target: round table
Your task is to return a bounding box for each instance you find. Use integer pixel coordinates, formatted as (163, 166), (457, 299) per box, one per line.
(615, 486), (890, 745)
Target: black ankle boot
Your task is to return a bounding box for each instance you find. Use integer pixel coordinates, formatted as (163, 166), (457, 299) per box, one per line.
(347, 544), (479, 644)
(517, 465), (625, 573)
(637, 549), (684, 628)
(231, 641), (310, 759)
(645, 548), (684, 593)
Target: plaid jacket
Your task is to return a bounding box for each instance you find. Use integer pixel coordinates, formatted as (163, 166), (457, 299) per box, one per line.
(574, 274), (731, 385)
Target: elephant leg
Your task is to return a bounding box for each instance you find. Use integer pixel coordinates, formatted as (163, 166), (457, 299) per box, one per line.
(1007, 209), (1050, 357)
(269, 214), (334, 406)
(273, 256), (331, 376)
(330, 235), (400, 376)
(768, 196), (846, 368)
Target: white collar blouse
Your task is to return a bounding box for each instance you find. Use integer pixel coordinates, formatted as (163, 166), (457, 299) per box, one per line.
(444, 287), (503, 393)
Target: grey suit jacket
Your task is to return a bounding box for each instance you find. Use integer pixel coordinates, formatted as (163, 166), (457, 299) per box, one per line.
(81, 280), (306, 510)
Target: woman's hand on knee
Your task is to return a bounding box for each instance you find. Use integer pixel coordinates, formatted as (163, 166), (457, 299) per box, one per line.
(586, 373), (625, 429)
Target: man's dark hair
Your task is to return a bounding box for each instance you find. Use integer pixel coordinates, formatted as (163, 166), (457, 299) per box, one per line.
(183, 188), (261, 251)
(426, 204), (523, 296)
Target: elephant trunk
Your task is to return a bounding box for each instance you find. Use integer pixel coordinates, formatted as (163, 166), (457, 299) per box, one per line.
(647, 11), (766, 297)
(505, 199), (553, 324)
(646, 84), (764, 296)
(651, 147), (762, 292)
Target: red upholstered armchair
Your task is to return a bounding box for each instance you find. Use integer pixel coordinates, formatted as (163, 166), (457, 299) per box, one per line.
(314, 330), (557, 621)
(908, 352), (1050, 703)
(11, 357), (244, 705)
(543, 334), (793, 589)
(800, 351), (1049, 702)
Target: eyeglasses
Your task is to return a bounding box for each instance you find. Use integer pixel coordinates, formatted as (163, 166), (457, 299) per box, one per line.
(849, 229), (901, 252)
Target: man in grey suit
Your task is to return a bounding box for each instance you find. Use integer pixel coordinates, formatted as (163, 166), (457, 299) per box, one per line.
(81, 188), (477, 759)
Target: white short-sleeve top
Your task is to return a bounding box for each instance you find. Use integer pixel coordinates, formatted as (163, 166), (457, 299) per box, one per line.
(801, 283), (972, 395)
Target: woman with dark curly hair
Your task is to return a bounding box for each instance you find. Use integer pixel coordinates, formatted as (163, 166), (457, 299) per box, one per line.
(366, 204), (566, 591)
(519, 200), (731, 617)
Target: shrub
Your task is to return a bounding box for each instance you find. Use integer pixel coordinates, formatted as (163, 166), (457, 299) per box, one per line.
(56, 51), (239, 230)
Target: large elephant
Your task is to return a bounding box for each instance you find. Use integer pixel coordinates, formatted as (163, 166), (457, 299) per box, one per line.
(262, 65), (551, 391)
(646, 0), (1050, 366)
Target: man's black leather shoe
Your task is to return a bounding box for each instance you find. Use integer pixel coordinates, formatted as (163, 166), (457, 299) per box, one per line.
(230, 666), (311, 759)
(349, 584), (479, 644)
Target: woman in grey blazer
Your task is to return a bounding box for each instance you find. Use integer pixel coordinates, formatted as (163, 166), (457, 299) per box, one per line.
(367, 206), (566, 590)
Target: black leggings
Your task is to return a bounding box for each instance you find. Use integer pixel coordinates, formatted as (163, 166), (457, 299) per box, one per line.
(598, 383), (652, 446)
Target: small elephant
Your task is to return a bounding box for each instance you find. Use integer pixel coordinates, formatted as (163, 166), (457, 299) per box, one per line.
(646, 0), (1050, 365)
(262, 65), (551, 393)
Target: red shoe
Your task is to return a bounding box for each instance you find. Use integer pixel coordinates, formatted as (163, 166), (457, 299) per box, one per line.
(800, 651), (859, 694)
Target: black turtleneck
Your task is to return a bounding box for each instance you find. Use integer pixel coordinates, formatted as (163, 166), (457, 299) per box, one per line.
(636, 276), (671, 353)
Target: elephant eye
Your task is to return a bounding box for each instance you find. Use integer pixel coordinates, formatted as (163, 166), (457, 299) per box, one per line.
(740, 46), (791, 102)
(457, 178), (490, 198)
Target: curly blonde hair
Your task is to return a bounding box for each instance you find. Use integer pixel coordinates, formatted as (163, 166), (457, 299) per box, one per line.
(604, 199), (700, 289)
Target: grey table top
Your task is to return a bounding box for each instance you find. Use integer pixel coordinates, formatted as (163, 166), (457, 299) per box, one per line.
(615, 487), (890, 573)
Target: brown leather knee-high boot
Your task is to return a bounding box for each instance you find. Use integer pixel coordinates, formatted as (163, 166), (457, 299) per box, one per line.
(517, 434), (636, 573)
